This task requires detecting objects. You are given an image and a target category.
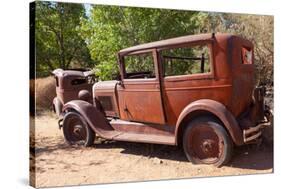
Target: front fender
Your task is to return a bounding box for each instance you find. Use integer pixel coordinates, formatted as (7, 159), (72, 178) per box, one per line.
(62, 100), (115, 140)
(175, 99), (243, 146)
(53, 97), (63, 117)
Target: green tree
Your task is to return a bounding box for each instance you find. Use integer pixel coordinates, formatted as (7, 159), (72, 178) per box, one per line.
(35, 1), (93, 77)
(80, 5), (202, 80)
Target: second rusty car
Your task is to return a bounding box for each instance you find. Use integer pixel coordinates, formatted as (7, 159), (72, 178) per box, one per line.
(58, 33), (272, 167)
(52, 68), (96, 117)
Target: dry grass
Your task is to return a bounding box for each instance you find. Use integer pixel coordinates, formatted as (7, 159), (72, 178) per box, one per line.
(34, 76), (56, 111)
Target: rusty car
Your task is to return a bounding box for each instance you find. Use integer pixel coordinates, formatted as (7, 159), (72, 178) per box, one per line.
(52, 68), (96, 117)
(56, 33), (272, 167)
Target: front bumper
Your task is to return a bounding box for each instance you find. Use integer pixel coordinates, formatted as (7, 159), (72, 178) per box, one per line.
(242, 86), (273, 144)
(243, 119), (271, 143)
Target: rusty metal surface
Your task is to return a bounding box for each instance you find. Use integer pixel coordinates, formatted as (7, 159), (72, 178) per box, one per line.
(175, 99), (243, 146)
(62, 100), (176, 145)
(228, 36), (255, 117)
(243, 121), (271, 143)
(117, 80), (166, 124)
(185, 124), (224, 164)
(119, 33), (213, 56)
(117, 49), (166, 124)
(53, 97), (63, 116)
(110, 119), (174, 136)
(52, 69), (94, 115)
(63, 112), (87, 143)
(63, 100), (119, 140)
(93, 80), (120, 117)
(112, 132), (175, 145)
(160, 34), (235, 126)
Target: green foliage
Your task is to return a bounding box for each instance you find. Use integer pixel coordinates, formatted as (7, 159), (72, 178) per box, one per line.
(35, 1), (94, 77)
(125, 53), (154, 74)
(81, 5), (202, 80)
(161, 45), (210, 76)
(35, 2), (273, 85)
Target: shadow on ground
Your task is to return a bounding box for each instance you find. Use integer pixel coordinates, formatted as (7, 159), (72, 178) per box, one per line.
(95, 139), (273, 170)
(34, 136), (273, 171)
(33, 136), (76, 156)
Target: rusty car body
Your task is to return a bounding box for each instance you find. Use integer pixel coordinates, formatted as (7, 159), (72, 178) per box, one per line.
(58, 33), (272, 167)
(52, 68), (95, 116)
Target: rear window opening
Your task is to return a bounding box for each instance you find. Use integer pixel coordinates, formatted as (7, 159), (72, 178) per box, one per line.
(241, 47), (253, 64)
(71, 78), (87, 85)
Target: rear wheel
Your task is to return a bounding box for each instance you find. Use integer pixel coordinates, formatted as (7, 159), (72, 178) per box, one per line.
(183, 117), (233, 167)
(62, 111), (95, 147)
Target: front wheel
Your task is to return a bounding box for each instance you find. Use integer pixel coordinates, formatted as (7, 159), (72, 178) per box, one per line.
(183, 117), (233, 167)
(62, 111), (95, 147)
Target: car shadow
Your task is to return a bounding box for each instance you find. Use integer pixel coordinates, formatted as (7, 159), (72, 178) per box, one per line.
(229, 143), (273, 170)
(94, 139), (187, 161)
(94, 138), (273, 170)
(33, 136), (273, 171)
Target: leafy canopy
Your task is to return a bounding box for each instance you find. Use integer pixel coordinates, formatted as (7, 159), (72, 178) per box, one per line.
(35, 1), (93, 77)
(80, 5), (203, 80)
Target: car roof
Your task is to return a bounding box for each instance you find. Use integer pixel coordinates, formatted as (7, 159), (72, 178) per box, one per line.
(118, 33), (232, 55)
(52, 68), (93, 78)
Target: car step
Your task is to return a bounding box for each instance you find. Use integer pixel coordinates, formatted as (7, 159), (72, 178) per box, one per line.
(112, 132), (175, 145)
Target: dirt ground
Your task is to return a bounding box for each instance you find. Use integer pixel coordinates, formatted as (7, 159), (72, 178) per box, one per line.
(30, 111), (273, 188)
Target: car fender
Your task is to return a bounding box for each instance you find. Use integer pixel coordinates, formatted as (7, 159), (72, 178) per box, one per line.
(175, 99), (244, 146)
(53, 97), (63, 117)
(62, 100), (115, 140)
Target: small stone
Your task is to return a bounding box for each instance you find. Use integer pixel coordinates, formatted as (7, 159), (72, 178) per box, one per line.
(153, 157), (163, 164)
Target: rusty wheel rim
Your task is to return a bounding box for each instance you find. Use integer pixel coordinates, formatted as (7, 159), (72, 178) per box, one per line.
(186, 124), (224, 164)
(65, 116), (87, 145)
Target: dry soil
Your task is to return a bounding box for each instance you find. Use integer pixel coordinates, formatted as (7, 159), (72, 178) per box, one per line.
(30, 111), (273, 188)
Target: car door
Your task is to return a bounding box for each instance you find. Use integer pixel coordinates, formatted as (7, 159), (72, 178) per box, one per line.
(117, 49), (166, 124)
(159, 42), (216, 125)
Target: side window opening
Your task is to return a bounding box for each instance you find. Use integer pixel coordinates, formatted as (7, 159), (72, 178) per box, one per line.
(241, 47), (253, 64)
(161, 44), (211, 77)
(124, 52), (155, 79)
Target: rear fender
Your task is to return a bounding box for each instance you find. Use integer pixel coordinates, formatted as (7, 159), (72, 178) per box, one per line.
(62, 100), (114, 139)
(175, 99), (244, 146)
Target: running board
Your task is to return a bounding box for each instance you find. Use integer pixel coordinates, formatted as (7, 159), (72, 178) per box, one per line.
(112, 132), (175, 145)
(94, 118), (176, 145)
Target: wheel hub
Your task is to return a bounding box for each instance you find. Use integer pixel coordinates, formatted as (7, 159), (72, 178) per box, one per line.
(202, 139), (215, 154)
(73, 125), (83, 137)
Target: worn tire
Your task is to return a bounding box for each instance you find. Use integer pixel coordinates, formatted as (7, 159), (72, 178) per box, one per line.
(183, 117), (233, 167)
(63, 111), (95, 147)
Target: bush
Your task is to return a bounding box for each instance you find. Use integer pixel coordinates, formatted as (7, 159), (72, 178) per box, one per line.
(34, 76), (56, 111)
